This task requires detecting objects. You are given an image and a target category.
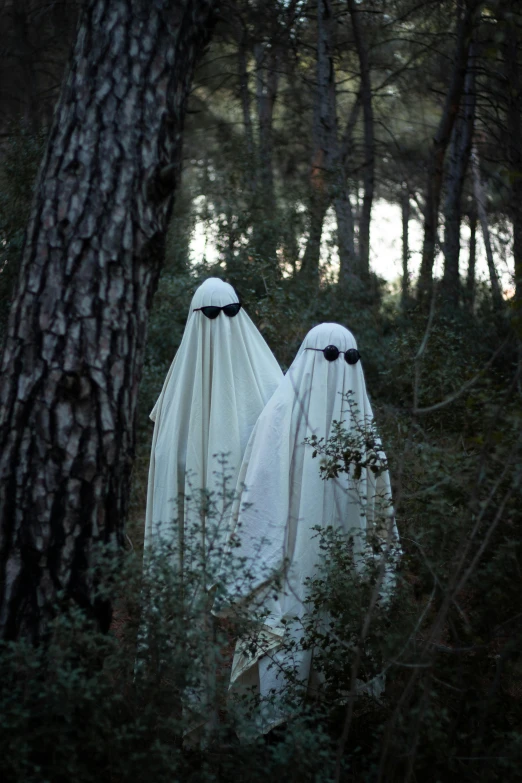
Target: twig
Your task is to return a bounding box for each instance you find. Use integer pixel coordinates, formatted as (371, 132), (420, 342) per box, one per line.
(413, 291), (437, 412)
(413, 336), (511, 414)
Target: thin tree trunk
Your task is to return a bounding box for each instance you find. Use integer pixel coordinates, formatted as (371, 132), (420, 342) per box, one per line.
(471, 146), (504, 309)
(252, 40), (279, 265)
(347, 0), (374, 277)
(238, 32), (256, 190)
(503, 16), (522, 302)
(14, 7), (37, 129)
(300, 186), (329, 279)
(465, 210), (477, 310)
(300, 0), (337, 281)
(401, 184), (411, 308)
(336, 93), (361, 286)
(0, 0), (215, 643)
(335, 191), (357, 283)
(416, 0), (477, 304)
(441, 43), (477, 307)
(254, 42), (277, 206)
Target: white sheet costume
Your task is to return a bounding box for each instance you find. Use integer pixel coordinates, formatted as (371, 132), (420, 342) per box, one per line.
(225, 323), (399, 732)
(144, 277), (283, 560)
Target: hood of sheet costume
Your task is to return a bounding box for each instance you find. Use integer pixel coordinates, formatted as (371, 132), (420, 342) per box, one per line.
(144, 277), (284, 551)
(224, 323), (400, 728)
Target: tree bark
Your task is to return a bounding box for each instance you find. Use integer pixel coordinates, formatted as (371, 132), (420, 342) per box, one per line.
(471, 146), (504, 309)
(503, 14), (522, 303)
(441, 43), (477, 308)
(234, 2), (292, 272)
(347, 0), (374, 277)
(416, 0), (477, 304)
(336, 93), (361, 287)
(12, 4), (38, 130)
(237, 31), (256, 190)
(0, 1), (80, 131)
(254, 42), (278, 208)
(465, 210), (477, 310)
(251, 40), (279, 265)
(335, 190), (357, 283)
(300, 0), (337, 282)
(0, 0), (215, 643)
(401, 184), (411, 309)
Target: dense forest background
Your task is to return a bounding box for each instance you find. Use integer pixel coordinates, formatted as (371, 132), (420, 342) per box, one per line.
(0, 0), (521, 781)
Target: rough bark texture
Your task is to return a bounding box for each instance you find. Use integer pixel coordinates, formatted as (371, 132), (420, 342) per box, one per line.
(0, 0), (215, 643)
(347, 0), (373, 277)
(416, 0), (477, 304)
(471, 146), (504, 309)
(441, 44), (476, 307)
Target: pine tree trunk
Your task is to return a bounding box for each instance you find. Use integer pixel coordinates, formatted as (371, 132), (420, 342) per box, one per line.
(401, 185), (411, 309)
(471, 146), (504, 310)
(503, 15), (522, 303)
(13, 5), (39, 130)
(300, 186), (329, 280)
(347, 0), (374, 277)
(255, 43), (277, 207)
(300, 0), (337, 282)
(337, 92), (361, 286)
(441, 44), (476, 308)
(335, 191), (357, 284)
(465, 210), (477, 310)
(416, 0), (476, 305)
(237, 32), (256, 191)
(0, 0), (215, 643)
(252, 41), (279, 266)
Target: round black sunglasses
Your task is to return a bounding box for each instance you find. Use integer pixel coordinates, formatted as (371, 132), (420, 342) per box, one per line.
(193, 302), (242, 319)
(306, 345), (361, 365)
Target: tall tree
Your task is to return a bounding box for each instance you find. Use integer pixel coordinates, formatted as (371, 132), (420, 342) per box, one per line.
(501, 7), (522, 303)
(335, 94), (360, 286)
(464, 209), (477, 310)
(416, 0), (478, 304)
(223, 0), (300, 274)
(471, 145), (504, 309)
(347, 0), (374, 278)
(250, 5), (283, 267)
(0, 0), (215, 643)
(441, 43), (477, 307)
(401, 182), (411, 309)
(299, 0), (338, 281)
(0, 0), (80, 131)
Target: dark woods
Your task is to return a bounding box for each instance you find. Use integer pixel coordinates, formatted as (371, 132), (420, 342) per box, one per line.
(0, 0), (521, 781)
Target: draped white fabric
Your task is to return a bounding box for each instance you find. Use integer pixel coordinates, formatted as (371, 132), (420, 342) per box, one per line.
(226, 323), (399, 726)
(144, 278), (283, 554)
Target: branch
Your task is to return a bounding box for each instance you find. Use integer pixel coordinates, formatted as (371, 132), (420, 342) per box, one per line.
(413, 336), (511, 414)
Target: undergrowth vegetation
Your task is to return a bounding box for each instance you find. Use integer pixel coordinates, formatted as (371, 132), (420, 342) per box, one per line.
(0, 132), (521, 782)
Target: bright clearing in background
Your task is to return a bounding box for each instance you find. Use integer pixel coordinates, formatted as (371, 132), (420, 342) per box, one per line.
(189, 197), (514, 294)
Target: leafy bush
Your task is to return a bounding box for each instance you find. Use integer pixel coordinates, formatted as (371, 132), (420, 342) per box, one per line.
(1, 121), (521, 783)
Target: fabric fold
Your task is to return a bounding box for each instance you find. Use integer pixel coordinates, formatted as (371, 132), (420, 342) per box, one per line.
(223, 322), (400, 733)
(144, 277), (284, 565)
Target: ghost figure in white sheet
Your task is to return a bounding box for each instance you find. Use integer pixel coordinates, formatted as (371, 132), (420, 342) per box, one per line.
(225, 322), (400, 734)
(144, 277), (283, 565)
